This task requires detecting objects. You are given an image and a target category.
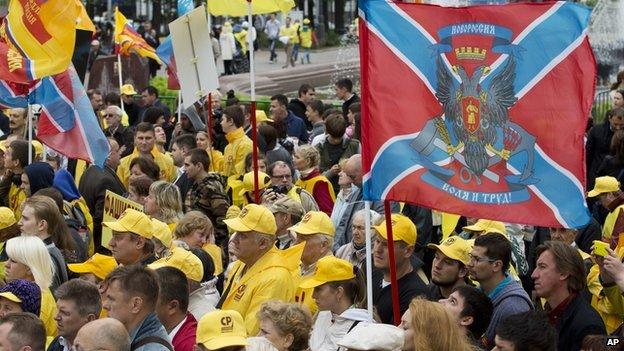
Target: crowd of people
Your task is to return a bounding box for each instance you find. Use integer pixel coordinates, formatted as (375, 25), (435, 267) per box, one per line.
(1, 60), (624, 351)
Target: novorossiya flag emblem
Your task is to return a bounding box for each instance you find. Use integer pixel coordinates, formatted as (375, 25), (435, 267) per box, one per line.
(359, 0), (595, 228)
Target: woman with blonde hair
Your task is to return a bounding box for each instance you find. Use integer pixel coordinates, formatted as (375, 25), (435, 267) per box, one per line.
(258, 301), (312, 351)
(174, 211), (222, 276)
(400, 297), (473, 351)
(4, 236), (58, 337)
(144, 181), (183, 230)
(293, 144), (335, 215)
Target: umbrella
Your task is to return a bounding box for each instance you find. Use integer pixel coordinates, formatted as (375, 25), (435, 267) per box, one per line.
(208, 0), (295, 17)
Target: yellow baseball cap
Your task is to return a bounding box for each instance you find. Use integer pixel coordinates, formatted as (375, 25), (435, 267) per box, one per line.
(256, 110), (273, 123)
(151, 218), (173, 249)
(149, 246), (204, 282)
(289, 211), (335, 236)
(238, 171), (271, 197)
(0, 292), (20, 303)
(103, 209), (154, 239)
(427, 236), (472, 265)
(303, 18), (311, 24)
(196, 310), (248, 350)
(31, 140), (43, 158)
(299, 256), (355, 289)
(120, 84), (137, 96)
(0, 207), (16, 230)
(67, 254), (118, 280)
(588, 176), (620, 197)
(373, 214), (417, 245)
(0, 141), (7, 152)
(223, 204), (276, 235)
(463, 219), (506, 236)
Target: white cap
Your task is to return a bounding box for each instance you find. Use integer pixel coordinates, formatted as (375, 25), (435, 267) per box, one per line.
(91, 40), (100, 46)
(242, 21), (249, 28)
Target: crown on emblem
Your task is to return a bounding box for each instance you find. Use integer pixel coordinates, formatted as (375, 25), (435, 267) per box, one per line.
(455, 47), (487, 61)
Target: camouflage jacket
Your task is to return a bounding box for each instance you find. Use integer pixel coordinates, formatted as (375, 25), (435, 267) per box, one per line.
(186, 173), (230, 246)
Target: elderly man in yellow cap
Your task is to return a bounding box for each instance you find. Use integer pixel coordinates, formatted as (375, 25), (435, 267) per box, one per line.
(588, 176), (624, 248)
(221, 204), (295, 335)
(426, 236), (472, 300)
(103, 208), (156, 266)
(372, 213), (428, 324)
(290, 211), (335, 315)
(195, 310), (248, 351)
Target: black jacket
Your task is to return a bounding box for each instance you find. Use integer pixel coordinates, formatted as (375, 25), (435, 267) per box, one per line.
(586, 121), (614, 188)
(78, 165), (126, 251)
(554, 293), (605, 351)
(174, 172), (194, 211)
(342, 94), (360, 118)
(372, 268), (428, 324)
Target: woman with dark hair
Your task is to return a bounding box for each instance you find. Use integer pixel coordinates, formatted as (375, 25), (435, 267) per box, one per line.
(129, 156), (160, 182)
(142, 106), (165, 126)
(259, 124), (292, 167)
(300, 256), (369, 351)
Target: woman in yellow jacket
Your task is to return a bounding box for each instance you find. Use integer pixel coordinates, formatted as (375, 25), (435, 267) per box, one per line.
(300, 18), (315, 64)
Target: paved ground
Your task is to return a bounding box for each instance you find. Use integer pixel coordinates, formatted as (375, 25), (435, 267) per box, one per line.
(250, 46), (354, 74)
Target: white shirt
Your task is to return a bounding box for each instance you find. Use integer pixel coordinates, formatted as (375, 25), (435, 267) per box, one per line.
(168, 315), (187, 340)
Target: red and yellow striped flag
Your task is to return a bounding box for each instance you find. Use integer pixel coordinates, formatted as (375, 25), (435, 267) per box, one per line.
(114, 8), (162, 64)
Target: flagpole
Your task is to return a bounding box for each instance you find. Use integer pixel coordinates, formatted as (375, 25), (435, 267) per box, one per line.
(364, 201), (374, 321)
(247, 0), (259, 203)
(27, 106), (33, 165)
(117, 54), (125, 115)
(384, 200), (401, 325)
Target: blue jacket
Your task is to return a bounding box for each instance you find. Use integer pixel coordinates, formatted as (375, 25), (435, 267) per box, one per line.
(285, 111), (308, 144)
(129, 312), (173, 351)
(485, 277), (533, 345)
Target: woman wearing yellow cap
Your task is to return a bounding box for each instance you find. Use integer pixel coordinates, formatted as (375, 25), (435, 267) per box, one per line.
(300, 256), (369, 351)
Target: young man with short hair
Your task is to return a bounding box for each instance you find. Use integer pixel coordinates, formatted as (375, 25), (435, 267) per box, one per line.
(426, 236), (472, 300)
(184, 148), (230, 249)
(306, 99), (325, 141)
(269, 94), (308, 144)
(170, 134), (197, 205)
(439, 285), (493, 344)
(104, 265), (172, 350)
(288, 84), (316, 123)
(335, 78), (360, 118)
(221, 105), (253, 179)
(155, 267), (197, 351)
(117, 122), (176, 188)
(0, 313), (46, 351)
(48, 279), (102, 351)
(467, 233), (532, 347)
(493, 311), (556, 351)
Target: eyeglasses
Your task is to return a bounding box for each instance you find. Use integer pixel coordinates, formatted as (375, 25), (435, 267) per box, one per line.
(468, 253), (497, 264)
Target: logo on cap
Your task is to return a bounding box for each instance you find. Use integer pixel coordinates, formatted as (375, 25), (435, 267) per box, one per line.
(391, 219), (397, 226)
(444, 237), (456, 245)
(221, 316), (234, 333)
(239, 208), (249, 218)
(302, 213), (312, 223)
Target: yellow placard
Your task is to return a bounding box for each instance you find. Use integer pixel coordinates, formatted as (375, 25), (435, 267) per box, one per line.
(102, 190), (143, 248)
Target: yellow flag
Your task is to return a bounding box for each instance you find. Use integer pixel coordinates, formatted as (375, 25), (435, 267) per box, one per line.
(114, 8), (162, 64)
(75, 0), (96, 32)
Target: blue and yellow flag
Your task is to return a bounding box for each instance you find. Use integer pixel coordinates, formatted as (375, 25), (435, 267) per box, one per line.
(0, 0), (81, 82)
(114, 8), (162, 64)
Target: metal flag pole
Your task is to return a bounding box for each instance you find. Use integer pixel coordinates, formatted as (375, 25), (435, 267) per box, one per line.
(117, 54), (125, 115)
(27, 106), (33, 165)
(384, 200), (401, 325)
(247, 0), (259, 202)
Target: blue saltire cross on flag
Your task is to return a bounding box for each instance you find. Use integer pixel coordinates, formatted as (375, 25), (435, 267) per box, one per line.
(359, 0), (595, 228)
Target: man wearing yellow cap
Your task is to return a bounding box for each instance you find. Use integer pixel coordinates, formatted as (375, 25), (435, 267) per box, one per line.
(372, 213), (428, 324)
(588, 176), (624, 248)
(290, 211), (335, 315)
(221, 204), (295, 335)
(120, 84), (140, 126)
(426, 236), (472, 300)
(103, 208), (157, 266)
(68, 253), (118, 286)
(195, 310), (247, 351)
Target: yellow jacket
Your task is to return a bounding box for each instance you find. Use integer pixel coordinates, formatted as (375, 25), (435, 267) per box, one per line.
(234, 30), (248, 54)
(589, 246), (624, 333)
(603, 205), (624, 245)
(117, 147), (176, 188)
(8, 184), (25, 220)
(295, 174), (336, 201)
(280, 25), (299, 45)
(300, 27), (313, 48)
(222, 128), (253, 178)
(203, 243), (223, 276)
(222, 247), (295, 335)
(41, 288), (57, 337)
(209, 149), (224, 173)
